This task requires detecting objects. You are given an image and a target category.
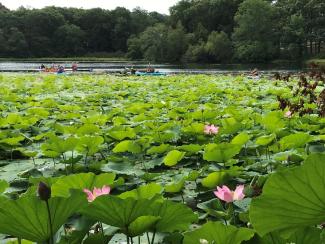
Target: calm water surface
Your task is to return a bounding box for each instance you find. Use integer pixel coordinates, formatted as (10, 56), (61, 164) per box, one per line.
(0, 61), (304, 74)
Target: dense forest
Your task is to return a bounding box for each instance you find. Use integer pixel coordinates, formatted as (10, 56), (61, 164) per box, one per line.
(0, 0), (324, 63)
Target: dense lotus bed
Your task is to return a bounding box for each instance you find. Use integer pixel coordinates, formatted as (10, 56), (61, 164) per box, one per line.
(0, 73), (324, 243)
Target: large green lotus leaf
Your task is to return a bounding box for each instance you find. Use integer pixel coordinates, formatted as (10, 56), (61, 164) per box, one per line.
(112, 140), (142, 153)
(186, 170), (200, 181)
(183, 222), (255, 244)
(81, 196), (155, 235)
(41, 136), (78, 155)
(107, 127), (136, 141)
(287, 227), (322, 244)
(279, 132), (312, 150)
(128, 216), (161, 237)
(0, 191), (86, 242)
(250, 154), (325, 237)
(80, 114), (108, 125)
(76, 136), (104, 155)
(201, 171), (228, 189)
(260, 112), (285, 133)
(52, 172), (116, 197)
(0, 135), (25, 146)
(255, 134), (276, 146)
(251, 227), (322, 244)
(5, 113), (22, 125)
(119, 183), (163, 199)
(165, 178), (185, 193)
(221, 117), (243, 134)
(163, 150), (186, 166)
(182, 122), (204, 134)
(203, 143), (241, 163)
(231, 132), (251, 146)
(0, 180), (8, 194)
(76, 124), (100, 136)
(152, 200), (198, 233)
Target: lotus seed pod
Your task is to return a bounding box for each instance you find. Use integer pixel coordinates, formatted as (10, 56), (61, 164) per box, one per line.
(38, 181), (51, 201)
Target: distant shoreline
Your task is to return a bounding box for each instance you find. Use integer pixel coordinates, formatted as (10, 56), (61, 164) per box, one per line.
(0, 58), (323, 68)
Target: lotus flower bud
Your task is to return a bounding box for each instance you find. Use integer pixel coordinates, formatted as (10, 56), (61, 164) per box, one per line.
(38, 181), (51, 201)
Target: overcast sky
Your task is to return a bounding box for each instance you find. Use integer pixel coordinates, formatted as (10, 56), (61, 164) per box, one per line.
(1, 0), (179, 14)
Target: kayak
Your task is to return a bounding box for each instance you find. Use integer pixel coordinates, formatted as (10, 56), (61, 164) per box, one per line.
(135, 71), (167, 76)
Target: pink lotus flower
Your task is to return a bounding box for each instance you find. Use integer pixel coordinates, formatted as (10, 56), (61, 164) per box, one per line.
(204, 124), (219, 135)
(285, 111), (292, 118)
(83, 185), (111, 202)
(214, 185), (245, 203)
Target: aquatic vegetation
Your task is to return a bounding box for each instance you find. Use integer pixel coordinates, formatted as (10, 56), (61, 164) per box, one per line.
(0, 74), (324, 243)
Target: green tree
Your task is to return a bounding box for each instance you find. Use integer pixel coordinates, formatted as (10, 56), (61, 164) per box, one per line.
(165, 23), (189, 62)
(77, 8), (113, 53)
(127, 23), (188, 62)
(232, 0), (278, 62)
(130, 8), (167, 35)
(183, 42), (208, 63)
(275, 0), (325, 57)
(205, 31), (233, 62)
(281, 14), (305, 59)
(0, 29), (7, 56)
(127, 35), (143, 60)
(140, 24), (168, 61)
(54, 24), (85, 56)
(17, 8), (65, 57)
(170, 0), (243, 35)
(6, 27), (28, 57)
(111, 7), (132, 52)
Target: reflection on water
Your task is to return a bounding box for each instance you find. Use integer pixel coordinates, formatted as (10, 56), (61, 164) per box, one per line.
(0, 61), (304, 73)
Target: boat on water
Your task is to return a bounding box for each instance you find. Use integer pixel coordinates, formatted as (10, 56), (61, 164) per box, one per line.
(135, 71), (167, 76)
(124, 64), (167, 76)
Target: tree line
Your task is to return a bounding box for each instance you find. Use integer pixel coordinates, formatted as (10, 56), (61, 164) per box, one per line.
(0, 0), (324, 63)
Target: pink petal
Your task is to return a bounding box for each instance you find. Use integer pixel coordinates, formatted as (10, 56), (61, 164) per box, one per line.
(210, 125), (219, 134)
(214, 189), (225, 201)
(214, 185), (236, 203)
(222, 190), (234, 203)
(233, 185), (245, 201)
(101, 185), (111, 195)
(204, 125), (211, 134)
(93, 187), (102, 197)
(285, 111), (292, 118)
(221, 185), (232, 194)
(83, 189), (95, 202)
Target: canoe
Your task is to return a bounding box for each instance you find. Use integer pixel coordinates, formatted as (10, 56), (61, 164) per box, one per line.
(135, 71), (167, 76)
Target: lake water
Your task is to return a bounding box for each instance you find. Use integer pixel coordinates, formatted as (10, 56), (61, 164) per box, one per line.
(0, 61), (304, 74)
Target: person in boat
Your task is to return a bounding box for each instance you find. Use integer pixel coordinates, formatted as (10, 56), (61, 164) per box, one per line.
(146, 63), (155, 73)
(40, 64), (46, 70)
(72, 62), (78, 72)
(57, 65), (65, 73)
(250, 68), (259, 76)
(130, 67), (136, 75)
